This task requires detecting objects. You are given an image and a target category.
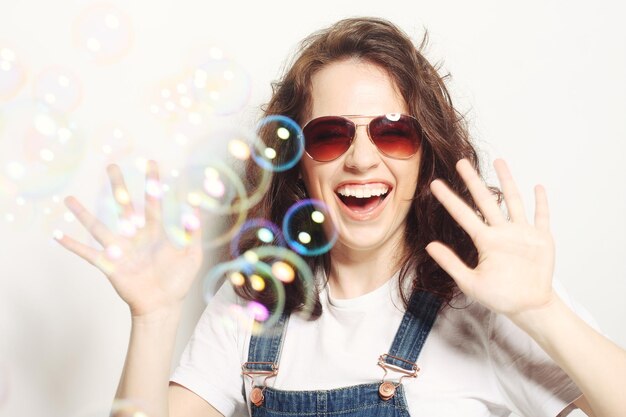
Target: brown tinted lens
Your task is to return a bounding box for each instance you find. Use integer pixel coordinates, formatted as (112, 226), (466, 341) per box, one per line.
(303, 116), (355, 161)
(369, 115), (421, 158)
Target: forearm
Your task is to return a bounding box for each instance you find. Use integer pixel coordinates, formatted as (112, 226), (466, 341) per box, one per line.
(510, 295), (626, 417)
(115, 306), (183, 417)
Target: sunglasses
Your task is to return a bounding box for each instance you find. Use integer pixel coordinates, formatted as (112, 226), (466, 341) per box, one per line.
(302, 113), (423, 162)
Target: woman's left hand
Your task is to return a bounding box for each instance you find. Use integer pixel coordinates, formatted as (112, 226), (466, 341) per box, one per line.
(426, 158), (557, 319)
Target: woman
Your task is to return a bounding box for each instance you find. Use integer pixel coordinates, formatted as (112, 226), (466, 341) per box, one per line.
(56, 17), (625, 417)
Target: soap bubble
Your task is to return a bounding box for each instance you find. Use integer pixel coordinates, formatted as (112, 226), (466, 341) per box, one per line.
(40, 194), (90, 244)
(93, 124), (135, 162)
(229, 218), (285, 258)
(283, 199), (337, 256)
(0, 43), (27, 100)
(203, 257), (285, 335)
(95, 156), (150, 240)
(188, 46), (251, 115)
(252, 115), (304, 172)
(0, 194), (35, 231)
(73, 3), (133, 65)
(161, 188), (205, 249)
(247, 246), (316, 319)
(0, 100), (85, 200)
(146, 76), (197, 126)
(207, 246), (317, 336)
(166, 106), (213, 149)
(33, 67), (83, 113)
(161, 126), (273, 249)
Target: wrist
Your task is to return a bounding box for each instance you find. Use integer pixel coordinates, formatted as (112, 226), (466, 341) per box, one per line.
(507, 292), (567, 341)
(130, 303), (183, 327)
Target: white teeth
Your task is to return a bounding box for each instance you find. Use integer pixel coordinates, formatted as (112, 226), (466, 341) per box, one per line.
(336, 184), (389, 198)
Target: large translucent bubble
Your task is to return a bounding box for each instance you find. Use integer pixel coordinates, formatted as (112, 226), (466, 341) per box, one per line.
(40, 194), (90, 244)
(161, 125), (273, 247)
(0, 100), (86, 201)
(283, 199), (338, 256)
(249, 246), (317, 320)
(73, 3), (133, 65)
(162, 132), (246, 249)
(93, 123), (135, 163)
(203, 246), (316, 336)
(147, 75), (197, 126)
(187, 46), (251, 116)
(33, 67), (83, 113)
(0, 190), (35, 232)
(252, 115), (304, 172)
(203, 257), (285, 335)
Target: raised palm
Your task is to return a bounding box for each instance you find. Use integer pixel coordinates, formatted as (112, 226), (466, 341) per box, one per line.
(56, 161), (203, 317)
(426, 158), (556, 318)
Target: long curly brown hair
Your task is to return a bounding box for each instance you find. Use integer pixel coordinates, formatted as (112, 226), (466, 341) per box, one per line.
(233, 17), (501, 319)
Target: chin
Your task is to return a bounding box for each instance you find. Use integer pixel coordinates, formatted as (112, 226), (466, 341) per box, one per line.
(333, 224), (405, 254)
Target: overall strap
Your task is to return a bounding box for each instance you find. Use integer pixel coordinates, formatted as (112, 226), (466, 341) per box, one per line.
(244, 313), (290, 372)
(383, 290), (442, 371)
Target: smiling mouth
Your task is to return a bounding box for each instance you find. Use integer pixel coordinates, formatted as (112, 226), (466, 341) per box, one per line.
(335, 184), (391, 213)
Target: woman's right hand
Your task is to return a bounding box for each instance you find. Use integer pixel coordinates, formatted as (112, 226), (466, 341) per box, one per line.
(56, 160), (203, 319)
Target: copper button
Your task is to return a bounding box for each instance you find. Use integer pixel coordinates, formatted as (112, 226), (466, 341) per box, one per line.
(378, 381), (396, 400)
(250, 387), (264, 406)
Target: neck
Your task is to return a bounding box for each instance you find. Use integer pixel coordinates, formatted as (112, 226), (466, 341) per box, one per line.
(326, 239), (407, 299)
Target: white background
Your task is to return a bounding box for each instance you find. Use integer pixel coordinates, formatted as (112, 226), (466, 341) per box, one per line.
(0, 0), (624, 416)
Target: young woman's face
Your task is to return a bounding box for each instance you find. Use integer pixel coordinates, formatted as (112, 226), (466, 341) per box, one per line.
(300, 59), (421, 255)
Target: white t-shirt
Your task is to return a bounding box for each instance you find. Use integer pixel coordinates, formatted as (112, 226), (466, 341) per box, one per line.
(171, 272), (599, 417)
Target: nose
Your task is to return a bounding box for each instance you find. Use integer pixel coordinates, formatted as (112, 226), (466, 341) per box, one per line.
(343, 124), (380, 171)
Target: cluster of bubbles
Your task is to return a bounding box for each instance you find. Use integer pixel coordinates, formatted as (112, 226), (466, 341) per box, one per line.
(154, 111), (308, 249)
(146, 45), (252, 149)
(0, 99), (86, 236)
(203, 199), (337, 334)
(3, 5), (343, 411)
(86, 112), (337, 336)
(0, 3), (136, 237)
(3, 6), (335, 351)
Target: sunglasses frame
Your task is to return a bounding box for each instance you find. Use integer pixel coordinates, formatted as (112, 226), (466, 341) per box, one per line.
(302, 113), (422, 162)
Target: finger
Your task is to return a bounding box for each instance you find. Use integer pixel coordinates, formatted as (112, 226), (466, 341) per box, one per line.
(54, 231), (102, 267)
(182, 207), (202, 248)
(144, 160), (163, 229)
(493, 159), (527, 223)
(107, 164), (135, 219)
(425, 241), (473, 292)
(456, 159), (506, 226)
(64, 196), (116, 246)
(430, 178), (485, 240)
(534, 184), (550, 231)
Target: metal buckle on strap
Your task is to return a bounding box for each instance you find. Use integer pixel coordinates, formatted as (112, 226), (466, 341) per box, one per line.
(241, 362), (278, 407)
(377, 354), (420, 401)
(242, 361), (278, 377)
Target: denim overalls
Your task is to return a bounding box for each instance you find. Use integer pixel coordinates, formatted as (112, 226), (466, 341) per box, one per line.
(242, 289), (442, 417)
